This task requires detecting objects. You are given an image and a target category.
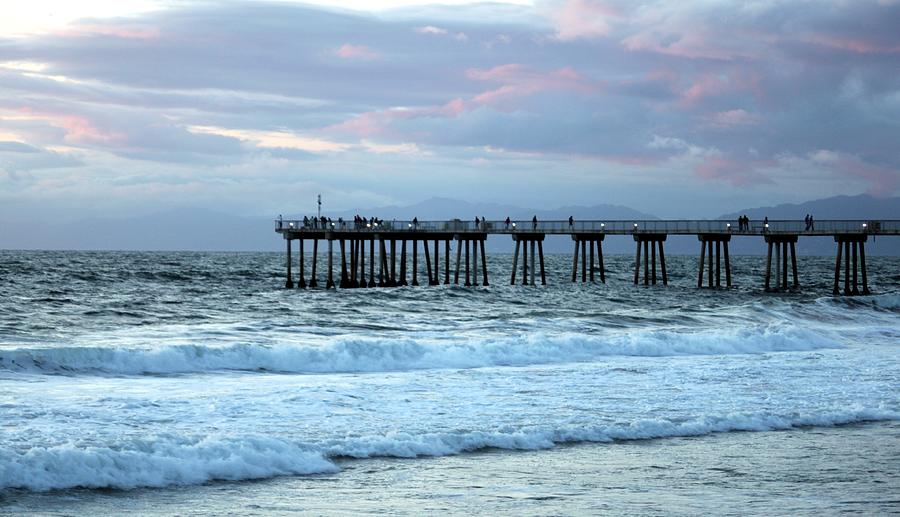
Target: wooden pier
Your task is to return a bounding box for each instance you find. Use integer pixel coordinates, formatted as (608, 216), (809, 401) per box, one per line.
(276, 219), (898, 295)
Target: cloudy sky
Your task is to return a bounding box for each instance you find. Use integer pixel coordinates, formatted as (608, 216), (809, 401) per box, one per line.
(1, 0), (898, 221)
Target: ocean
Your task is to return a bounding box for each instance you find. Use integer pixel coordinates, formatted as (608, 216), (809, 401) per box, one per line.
(1, 250), (898, 515)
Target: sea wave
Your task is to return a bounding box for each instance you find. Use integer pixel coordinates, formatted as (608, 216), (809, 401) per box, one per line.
(2, 407), (896, 491)
(0, 325), (841, 375)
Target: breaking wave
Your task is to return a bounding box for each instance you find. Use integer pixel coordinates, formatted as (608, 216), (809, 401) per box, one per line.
(0, 325), (841, 376)
(3, 407), (895, 491)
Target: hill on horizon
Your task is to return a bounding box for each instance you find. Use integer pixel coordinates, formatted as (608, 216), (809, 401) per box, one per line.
(1, 194), (897, 254)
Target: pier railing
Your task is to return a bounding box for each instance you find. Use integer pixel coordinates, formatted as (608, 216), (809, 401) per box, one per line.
(276, 219), (900, 236)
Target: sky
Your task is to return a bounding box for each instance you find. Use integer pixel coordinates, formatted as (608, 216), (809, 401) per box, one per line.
(1, 0), (899, 221)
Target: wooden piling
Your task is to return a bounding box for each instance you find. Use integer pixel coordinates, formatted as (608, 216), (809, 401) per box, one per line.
(698, 240), (706, 288)
(589, 239), (595, 282)
(412, 239), (419, 286)
(651, 240), (657, 285)
(339, 239), (348, 288)
(860, 241), (870, 295)
(715, 241), (721, 287)
(424, 239), (433, 286)
(456, 238), (463, 285)
(636, 241), (643, 285)
(390, 240), (397, 287)
(510, 239), (520, 285)
(471, 239), (478, 287)
(781, 241), (788, 291)
(572, 240), (579, 283)
(368, 239), (376, 288)
(530, 240), (536, 286)
(644, 240), (650, 286)
(481, 240), (490, 286)
(764, 241), (772, 291)
(349, 240), (357, 288)
(445, 240), (451, 285)
(285, 239), (294, 289)
(433, 240), (440, 286)
(298, 239), (306, 288)
(522, 239), (528, 286)
(326, 239), (335, 289)
(465, 239), (471, 287)
(658, 240), (666, 286)
(833, 240), (842, 295)
(852, 240), (859, 295)
(399, 240), (408, 286)
(537, 240), (545, 285)
(310, 239), (319, 288)
(707, 240), (714, 288)
(790, 241), (798, 288)
(722, 241), (730, 287)
(582, 238), (587, 282)
(359, 238), (366, 288)
(844, 240), (850, 295)
(598, 240), (606, 284)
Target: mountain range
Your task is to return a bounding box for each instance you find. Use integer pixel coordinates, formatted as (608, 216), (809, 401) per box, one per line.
(1, 194), (897, 255)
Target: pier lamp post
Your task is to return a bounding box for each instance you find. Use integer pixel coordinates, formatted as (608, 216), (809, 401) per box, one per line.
(600, 223), (605, 231)
(726, 223), (731, 232)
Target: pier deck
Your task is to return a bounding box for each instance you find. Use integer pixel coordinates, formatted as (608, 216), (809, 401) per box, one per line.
(275, 219), (898, 294)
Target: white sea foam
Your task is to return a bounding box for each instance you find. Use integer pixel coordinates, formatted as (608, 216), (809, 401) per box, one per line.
(0, 325), (841, 375)
(3, 407), (895, 491)
(867, 293), (900, 309)
(0, 435), (337, 492)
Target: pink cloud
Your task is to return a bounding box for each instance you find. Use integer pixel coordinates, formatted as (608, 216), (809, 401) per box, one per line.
(679, 71), (764, 107)
(801, 34), (900, 54)
(550, 0), (620, 41)
(329, 64), (600, 137)
(59, 24), (160, 40)
(335, 44), (380, 60)
(812, 150), (900, 196)
(695, 154), (774, 186)
(17, 108), (123, 144)
(705, 109), (762, 128)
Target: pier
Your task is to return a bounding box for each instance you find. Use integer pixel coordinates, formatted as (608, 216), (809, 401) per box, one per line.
(276, 219), (899, 295)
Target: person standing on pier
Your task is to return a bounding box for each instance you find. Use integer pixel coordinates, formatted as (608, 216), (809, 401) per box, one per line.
(413, 217), (418, 229)
(278, 214), (283, 229)
(568, 216), (574, 228)
(475, 216), (480, 229)
(532, 215), (538, 230)
(505, 217), (511, 229)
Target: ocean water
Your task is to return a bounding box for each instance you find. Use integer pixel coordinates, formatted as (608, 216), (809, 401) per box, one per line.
(1, 250), (898, 515)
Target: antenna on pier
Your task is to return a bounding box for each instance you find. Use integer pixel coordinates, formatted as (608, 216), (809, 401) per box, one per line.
(317, 194), (322, 218)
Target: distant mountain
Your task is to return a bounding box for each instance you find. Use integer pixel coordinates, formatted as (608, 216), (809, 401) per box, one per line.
(1, 195), (896, 254)
(718, 194), (899, 256)
(327, 196), (657, 222)
(720, 194), (899, 220)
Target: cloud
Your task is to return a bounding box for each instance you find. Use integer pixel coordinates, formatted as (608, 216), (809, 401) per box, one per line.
(549, 0), (619, 40)
(334, 44), (380, 60)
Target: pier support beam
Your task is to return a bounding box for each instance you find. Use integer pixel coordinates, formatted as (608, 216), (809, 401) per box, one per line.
(309, 239), (319, 288)
(511, 234), (545, 286)
(696, 234), (731, 288)
(571, 234), (606, 284)
(832, 234), (870, 296)
(339, 239), (349, 288)
(284, 238), (294, 289)
(368, 239), (376, 288)
(359, 238), (367, 288)
(326, 239), (335, 289)
(633, 235), (667, 286)
(298, 239), (306, 289)
(399, 240), (408, 286)
(763, 234), (798, 292)
(412, 239), (419, 286)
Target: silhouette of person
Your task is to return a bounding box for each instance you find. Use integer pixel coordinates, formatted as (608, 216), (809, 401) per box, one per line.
(532, 215), (538, 230)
